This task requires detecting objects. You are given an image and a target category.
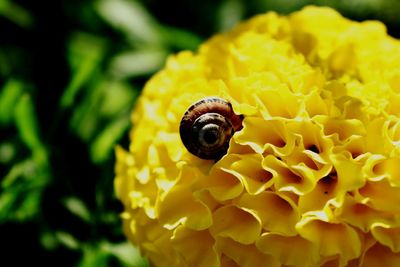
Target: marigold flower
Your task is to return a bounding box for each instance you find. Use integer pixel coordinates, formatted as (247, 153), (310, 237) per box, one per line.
(115, 6), (400, 267)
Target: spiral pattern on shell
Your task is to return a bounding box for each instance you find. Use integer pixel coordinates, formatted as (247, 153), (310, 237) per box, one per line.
(179, 97), (244, 160)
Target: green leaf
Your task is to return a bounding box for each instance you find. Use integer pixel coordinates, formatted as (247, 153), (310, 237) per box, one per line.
(63, 197), (91, 222)
(96, 0), (162, 45)
(217, 0), (244, 32)
(98, 82), (137, 118)
(0, 191), (16, 221)
(0, 142), (16, 164)
(100, 241), (148, 267)
(1, 159), (36, 188)
(55, 231), (80, 250)
(0, 79), (24, 125)
(69, 79), (104, 141)
(109, 49), (168, 79)
(90, 115), (130, 163)
(14, 93), (42, 151)
(158, 26), (203, 51)
(0, 160), (47, 223)
(70, 80), (136, 148)
(40, 231), (59, 250)
(79, 245), (109, 267)
(0, 0), (34, 28)
(61, 32), (107, 109)
(13, 189), (41, 221)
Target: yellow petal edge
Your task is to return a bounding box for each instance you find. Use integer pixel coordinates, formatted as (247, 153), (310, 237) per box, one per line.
(115, 6), (400, 267)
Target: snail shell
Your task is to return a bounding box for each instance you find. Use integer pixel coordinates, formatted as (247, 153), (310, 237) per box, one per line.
(179, 97), (244, 160)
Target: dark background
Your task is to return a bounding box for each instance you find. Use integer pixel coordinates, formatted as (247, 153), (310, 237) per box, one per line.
(1, 0), (399, 266)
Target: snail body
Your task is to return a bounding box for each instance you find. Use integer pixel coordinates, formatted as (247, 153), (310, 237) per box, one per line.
(179, 97), (243, 160)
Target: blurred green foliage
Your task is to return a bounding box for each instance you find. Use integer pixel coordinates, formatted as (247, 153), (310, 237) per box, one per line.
(0, 0), (399, 266)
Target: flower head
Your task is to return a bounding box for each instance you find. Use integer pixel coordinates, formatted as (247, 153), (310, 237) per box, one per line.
(115, 6), (400, 266)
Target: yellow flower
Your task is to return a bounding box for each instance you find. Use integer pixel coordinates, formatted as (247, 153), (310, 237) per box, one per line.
(115, 6), (400, 267)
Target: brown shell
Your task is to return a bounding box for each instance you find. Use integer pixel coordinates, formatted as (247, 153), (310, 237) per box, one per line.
(179, 97), (244, 160)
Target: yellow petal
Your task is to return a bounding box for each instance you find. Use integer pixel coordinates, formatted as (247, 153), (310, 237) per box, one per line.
(209, 205), (261, 244)
(262, 155), (315, 195)
(154, 132), (184, 162)
(223, 154), (273, 195)
(253, 84), (302, 119)
(371, 223), (400, 253)
(297, 216), (362, 265)
(215, 237), (280, 267)
(372, 157), (400, 187)
(337, 195), (394, 232)
(114, 146), (136, 205)
(237, 191), (299, 235)
(200, 155), (244, 201)
(157, 165), (212, 230)
(171, 226), (219, 267)
(298, 170), (337, 213)
(235, 117), (293, 155)
(330, 152), (366, 197)
(304, 90), (332, 118)
(362, 243), (400, 267)
(157, 182), (212, 230)
(316, 117), (366, 143)
(256, 233), (319, 267)
(359, 179), (400, 214)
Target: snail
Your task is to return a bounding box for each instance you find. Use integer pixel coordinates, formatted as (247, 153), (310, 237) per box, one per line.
(179, 97), (244, 160)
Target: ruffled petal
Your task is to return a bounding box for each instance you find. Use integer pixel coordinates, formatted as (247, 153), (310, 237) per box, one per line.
(157, 166), (212, 230)
(236, 192), (299, 235)
(253, 84), (303, 119)
(235, 118), (293, 155)
(157, 183), (212, 230)
(372, 157), (400, 187)
(125, 211), (183, 267)
(371, 223), (400, 253)
(256, 233), (318, 266)
(262, 155), (315, 195)
(209, 205), (261, 244)
(337, 194), (394, 232)
(359, 179), (400, 214)
(314, 117), (366, 143)
(330, 152), (366, 199)
(362, 243), (400, 267)
(115, 145), (136, 205)
(298, 166), (337, 213)
(200, 155), (244, 201)
(297, 214), (362, 265)
(215, 237), (280, 267)
(171, 226), (219, 267)
(222, 154), (273, 195)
